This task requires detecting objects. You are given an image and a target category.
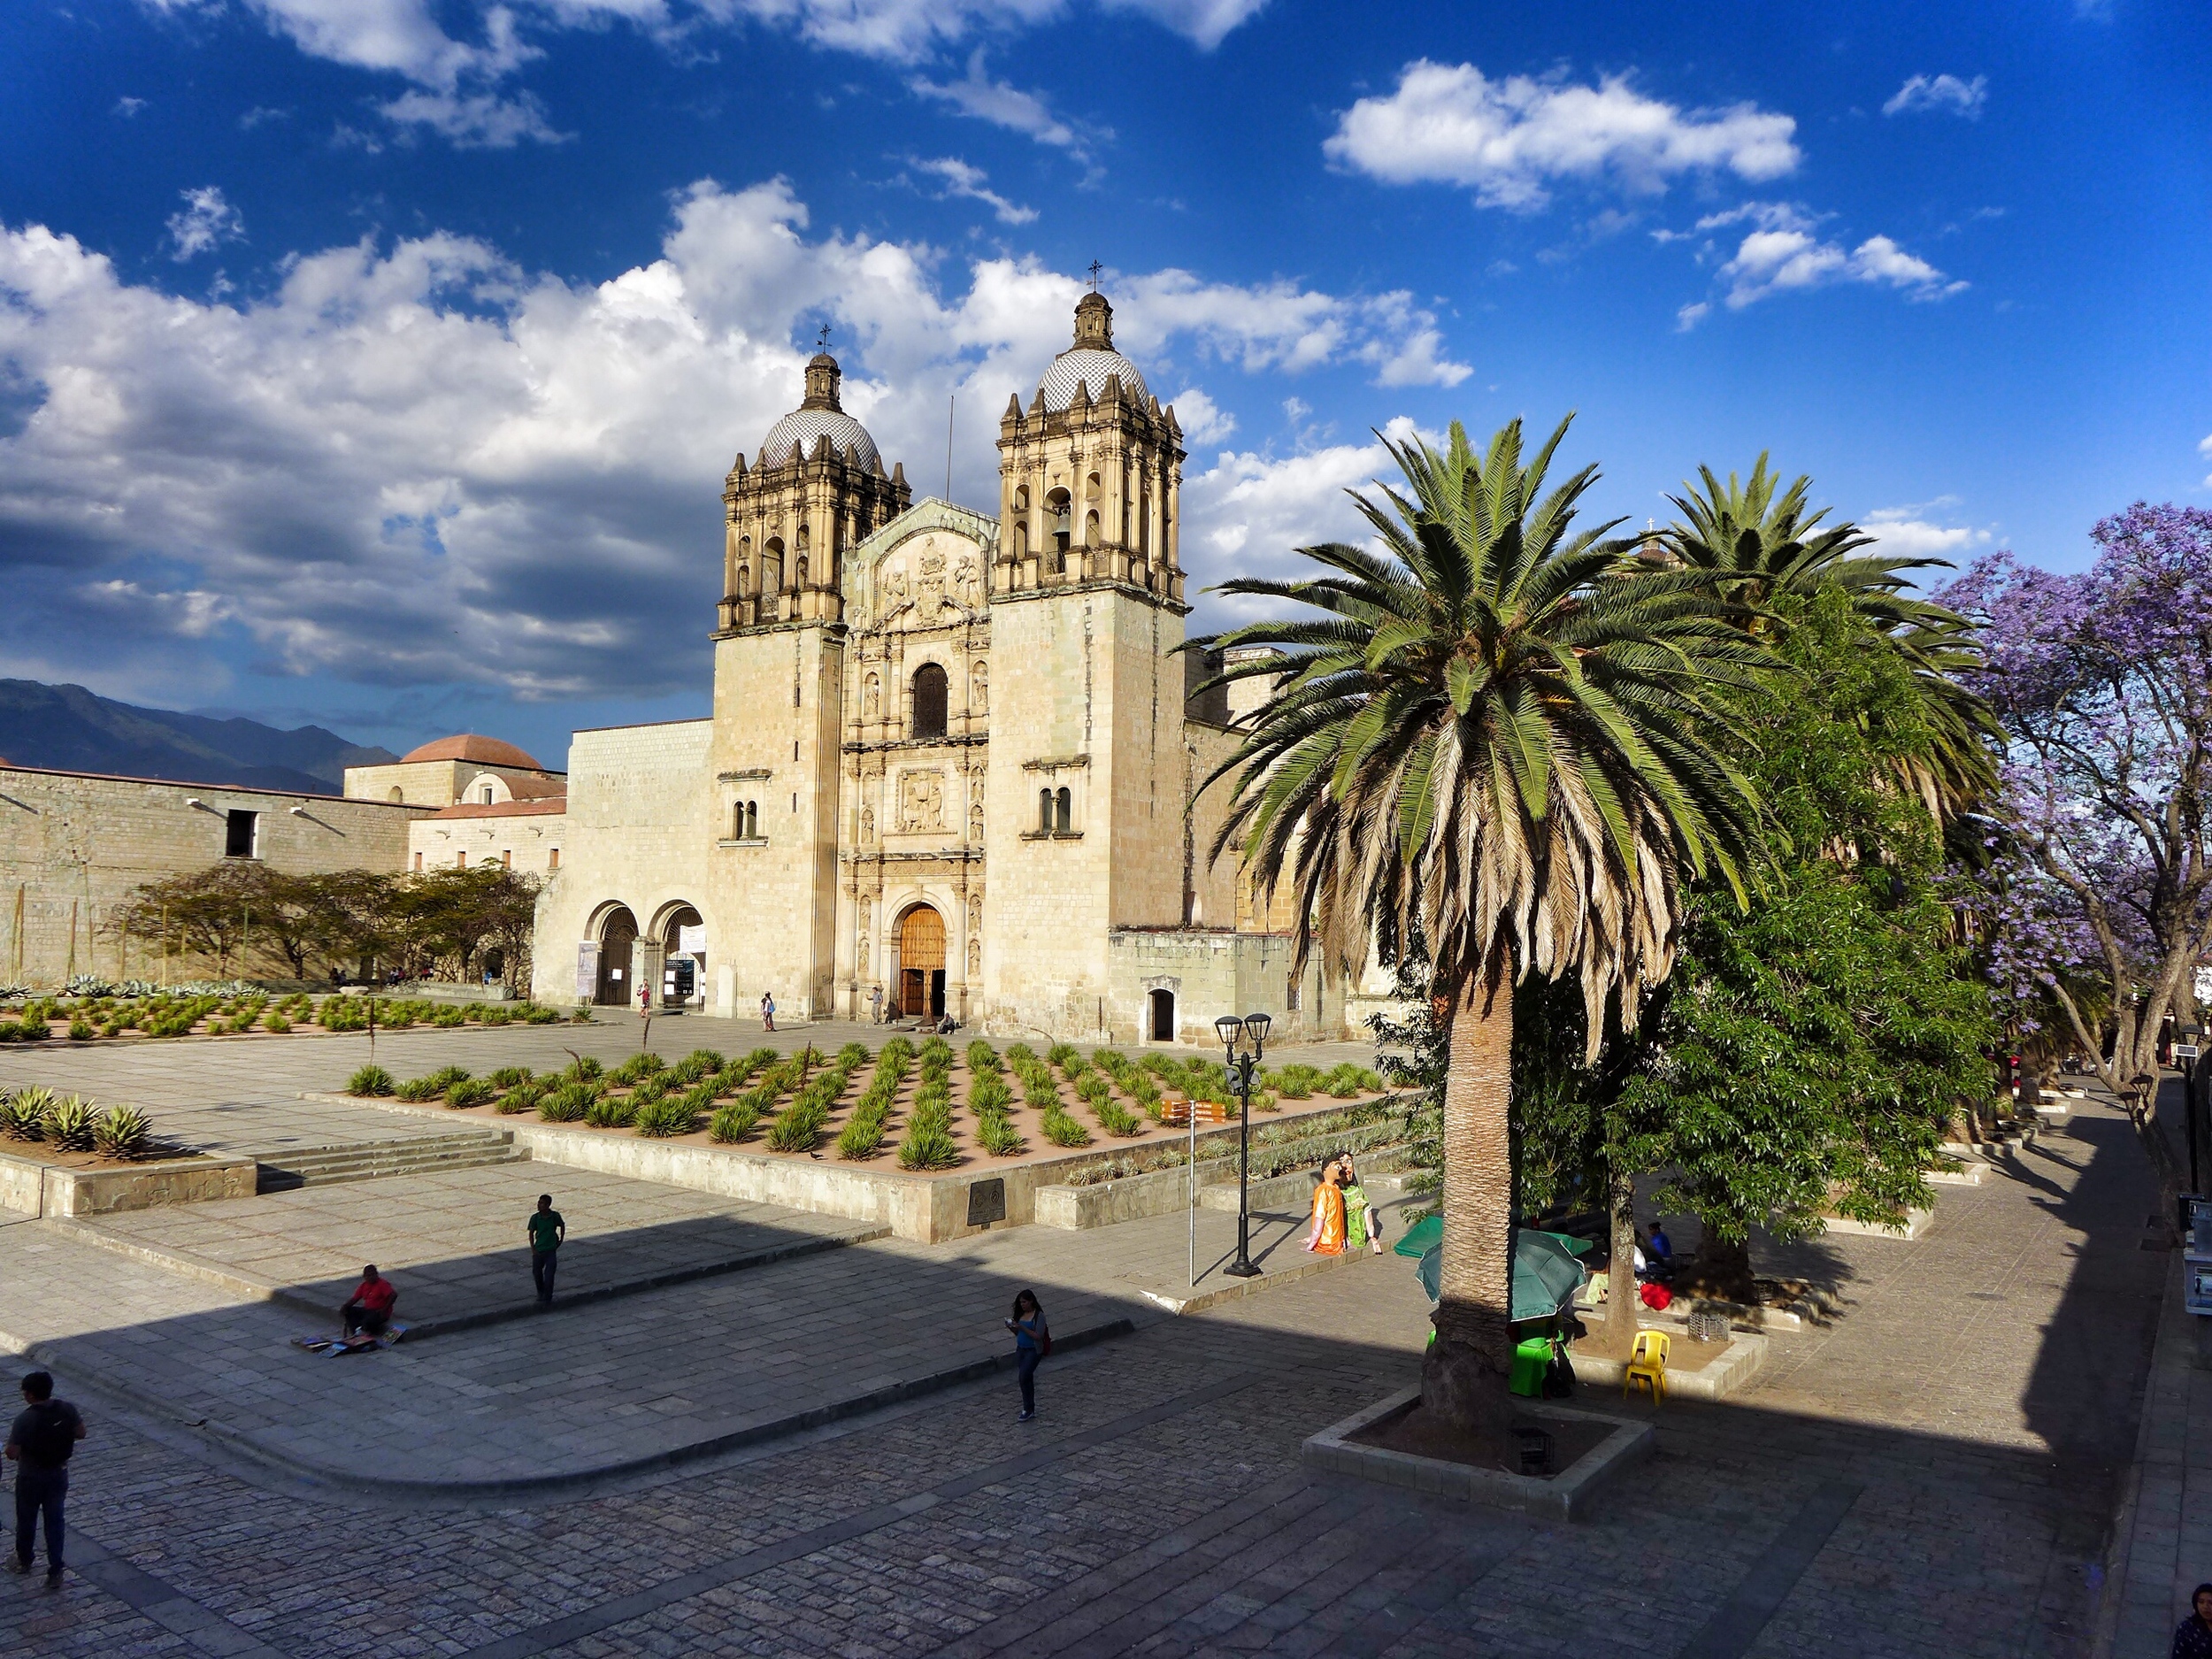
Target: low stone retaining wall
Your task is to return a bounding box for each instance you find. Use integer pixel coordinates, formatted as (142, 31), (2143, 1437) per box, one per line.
(1035, 1125), (1413, 1230)
(299, 1091), (1383, 1242)
(0, 1148), (256, 1217)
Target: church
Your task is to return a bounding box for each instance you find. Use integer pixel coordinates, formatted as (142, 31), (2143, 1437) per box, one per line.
(531, 294), (1356, 1044)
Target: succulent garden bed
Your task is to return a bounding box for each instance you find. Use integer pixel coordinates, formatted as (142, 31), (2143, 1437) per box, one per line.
(0, 1085), (164, 1163)
(0, 989), (577, 1045)
(337, 1037), (1399, 1175)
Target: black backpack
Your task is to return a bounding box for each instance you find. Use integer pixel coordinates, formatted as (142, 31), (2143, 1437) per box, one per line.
(17, 1402), (74, 1466)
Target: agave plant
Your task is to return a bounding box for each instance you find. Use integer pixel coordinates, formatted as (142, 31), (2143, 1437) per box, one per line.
(91, 1105), (153, 1161)
(1, 1086), (54, 1141)
(44, 1095), (96, 1152)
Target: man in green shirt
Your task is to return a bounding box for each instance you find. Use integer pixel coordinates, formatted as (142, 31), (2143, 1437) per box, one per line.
(528, 1194), (565, 1306)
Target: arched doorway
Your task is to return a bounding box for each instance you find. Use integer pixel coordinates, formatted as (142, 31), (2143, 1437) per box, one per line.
(895, 904), (946, 1019)
(659, 904), (703, 1007)
(596, 906), (638, 1006)
(1148, 987), (1176, 1042)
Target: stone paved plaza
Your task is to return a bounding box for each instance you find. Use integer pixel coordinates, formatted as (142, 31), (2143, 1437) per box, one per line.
(0, 1020), (2186, 1657)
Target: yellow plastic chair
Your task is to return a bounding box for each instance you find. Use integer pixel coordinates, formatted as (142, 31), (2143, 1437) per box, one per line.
(1623, 1329), (1670, 1403)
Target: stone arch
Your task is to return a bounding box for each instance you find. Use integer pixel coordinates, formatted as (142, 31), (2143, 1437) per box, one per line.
(592, 903), (638, 1006)
(893, 901), (948, 1018)
(763, 537), (785, 596)
(387, 787), (403, 803)
(1046, 488), (1071, 570)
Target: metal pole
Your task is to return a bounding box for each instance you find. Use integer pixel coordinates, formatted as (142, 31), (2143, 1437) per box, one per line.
(1225, 1048), (1260, 1278)
(1187, 1087), (1197, 1288)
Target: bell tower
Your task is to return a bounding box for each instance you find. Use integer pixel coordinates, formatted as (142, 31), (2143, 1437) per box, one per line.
(707, 347), (910, 1020)
(979, 292), (1192, 1033)
(992, 293), (1185, 604)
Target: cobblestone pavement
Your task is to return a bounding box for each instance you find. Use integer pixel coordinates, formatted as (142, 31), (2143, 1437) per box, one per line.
(65, 1162), (888, 1330)
(0, 1093), (2168, 1657)
(0, 1181), (1405, 1487)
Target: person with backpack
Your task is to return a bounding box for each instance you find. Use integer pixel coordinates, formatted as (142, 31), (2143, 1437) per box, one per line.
(5, 1371), (84, 1584)
(1004, 1289), (1048, 1422)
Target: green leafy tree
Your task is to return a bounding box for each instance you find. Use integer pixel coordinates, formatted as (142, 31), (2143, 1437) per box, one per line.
(1511, 590), (1998, 1313)
(1196, 416), (1763, 1436)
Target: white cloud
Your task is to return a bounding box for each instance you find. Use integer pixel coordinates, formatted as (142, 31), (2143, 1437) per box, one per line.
(0, 184), (1455, 701)
(144, 0), (1261, 153)
(2198, 432), (2211, 488)
(113, 96), (149, 118)
(378, 88), (566, 146)
(1863, 504), (1992, 562)
(1164, 387), (1234, 444)
(910, 157), (1037, 224)
(1325, 60), (1799, 211)
(1883, 73), (1987, 119)
(165, 187), (245, 260)
(1674, 301), (1709, 332)
(1696, 202), (1965, 309)
(1101, 0), (1265, 48)
(910, 51), (1099, 157)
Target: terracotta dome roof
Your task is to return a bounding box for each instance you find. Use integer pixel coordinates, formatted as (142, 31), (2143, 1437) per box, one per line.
(399, 734), (545, 769)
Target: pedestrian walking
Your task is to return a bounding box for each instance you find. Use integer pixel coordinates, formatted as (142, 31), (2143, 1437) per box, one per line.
(2174, 1585), (2212, 1659)
(1004, 1289), (1048, 1422)
(5, 1371), (84, 1586)
(869, 985), (883, 1025)
(761, 991), (776, 1032)
(528, 1194), (565, 1306)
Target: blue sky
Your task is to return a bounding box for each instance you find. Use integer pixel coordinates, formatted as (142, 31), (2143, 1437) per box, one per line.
(1, 0), (2205, 764)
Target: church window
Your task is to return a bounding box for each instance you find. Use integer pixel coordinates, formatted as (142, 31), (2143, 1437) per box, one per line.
(1138, 489), (1150, 555)
(911, 663), (949, 740)
(764, 538), (785, 596)
(1086, 472), (1101, 498)
(388, 787), (403, 803)
(1084, 509), (1099, 546)
(1014, 520), (1028, 561)
(549, 849), (559, 869)
(1039, 789), (1053, 833)
(456, 851), (466, 869)
(796, 523), (810, 554)
(1014, 485), (1030, 513)
(482, 785), (494, 804)
(413, 851), (423, 872)
(224, 810), (257, 858)
(502, 849), (512, 869)
(1055, 787), (1071, 834)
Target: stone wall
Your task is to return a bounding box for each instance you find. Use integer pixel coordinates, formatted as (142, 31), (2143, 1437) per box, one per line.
(529, 721), (716, 1010)
(0, 764), (426, 987)
(1104, 926), (1341, 1046)
(407, 803), (565, 874)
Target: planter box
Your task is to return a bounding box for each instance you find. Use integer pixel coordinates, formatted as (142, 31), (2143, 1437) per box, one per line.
(1033, 1122), (1414, 1232)
(1302, 1387), (1653, 1521)
(0, 1147), (256, 1217)
(1570, 1331), (1768, 1401)
(1822, 1207), (1934, 1240)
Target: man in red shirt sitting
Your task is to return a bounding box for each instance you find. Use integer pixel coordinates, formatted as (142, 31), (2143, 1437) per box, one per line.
(341, 1265), (397, 1337)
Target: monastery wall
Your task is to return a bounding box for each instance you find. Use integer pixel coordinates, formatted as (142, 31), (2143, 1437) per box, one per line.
(530, 720), (715, 1010)
(0, 765), (424, 987)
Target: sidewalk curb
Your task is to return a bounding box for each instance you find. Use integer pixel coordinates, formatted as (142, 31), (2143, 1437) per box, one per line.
(0, 1309), (1148, 1503)
(2090, 1249), (2181, 1659)
(1140, 1242), (1378, 1314)
(49, 1214), (891, 1340)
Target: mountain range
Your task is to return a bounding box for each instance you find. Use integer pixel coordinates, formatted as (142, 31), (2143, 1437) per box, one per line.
(0, 680), (398, 795)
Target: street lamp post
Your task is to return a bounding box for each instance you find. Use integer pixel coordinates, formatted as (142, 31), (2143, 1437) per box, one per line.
(2181, 1022), (2205, 1200)
(1216, 1011), (1271, 1279)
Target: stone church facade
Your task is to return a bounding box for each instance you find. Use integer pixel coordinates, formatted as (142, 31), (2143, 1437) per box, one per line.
(533, 296), (1350, 1043)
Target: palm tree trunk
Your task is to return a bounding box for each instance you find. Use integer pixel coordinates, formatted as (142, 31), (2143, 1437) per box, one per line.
(1419, 954), (1516, 1436)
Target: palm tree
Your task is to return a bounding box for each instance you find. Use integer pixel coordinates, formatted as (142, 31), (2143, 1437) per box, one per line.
(1194, 417), (1765, 1436)
(1663, 455), (1997, 820)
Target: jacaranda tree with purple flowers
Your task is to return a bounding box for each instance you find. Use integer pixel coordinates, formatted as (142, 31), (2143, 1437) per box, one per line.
(1939, 503), (2212, 1195)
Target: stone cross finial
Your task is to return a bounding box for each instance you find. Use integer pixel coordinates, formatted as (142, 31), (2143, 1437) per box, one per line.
(1087, 260), (1102, 291)
(817, 321), (832, 350)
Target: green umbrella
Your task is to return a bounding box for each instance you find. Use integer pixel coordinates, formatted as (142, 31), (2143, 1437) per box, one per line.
(1405, 1224), (1588, 1322)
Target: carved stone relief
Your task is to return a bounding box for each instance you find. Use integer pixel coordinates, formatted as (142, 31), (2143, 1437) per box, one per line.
(863, 672), (880, 718)
(859, 805), (874, 841)
(967, 936), (981, 977)
(955, 554), (981, 610)
(897, 770), (945, 833)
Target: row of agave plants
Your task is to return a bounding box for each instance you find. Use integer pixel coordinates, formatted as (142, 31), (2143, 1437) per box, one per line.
(0, 1087), (157, 1159)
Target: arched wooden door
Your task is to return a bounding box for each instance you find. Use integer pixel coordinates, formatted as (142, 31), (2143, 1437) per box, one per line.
(897, 905), (946, 1018)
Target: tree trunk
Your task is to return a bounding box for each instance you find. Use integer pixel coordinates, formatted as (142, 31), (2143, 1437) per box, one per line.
(1588, 1164), (1640, 1358)
(1419, 956), (1517, 1437)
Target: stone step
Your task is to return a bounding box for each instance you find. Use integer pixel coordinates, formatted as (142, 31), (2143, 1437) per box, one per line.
(256, 1131), (523, 1191)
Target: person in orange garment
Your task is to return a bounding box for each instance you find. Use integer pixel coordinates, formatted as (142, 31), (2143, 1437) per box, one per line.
(340, 1265), (397, 1337)
(1303, 1161), (1347, 1255)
